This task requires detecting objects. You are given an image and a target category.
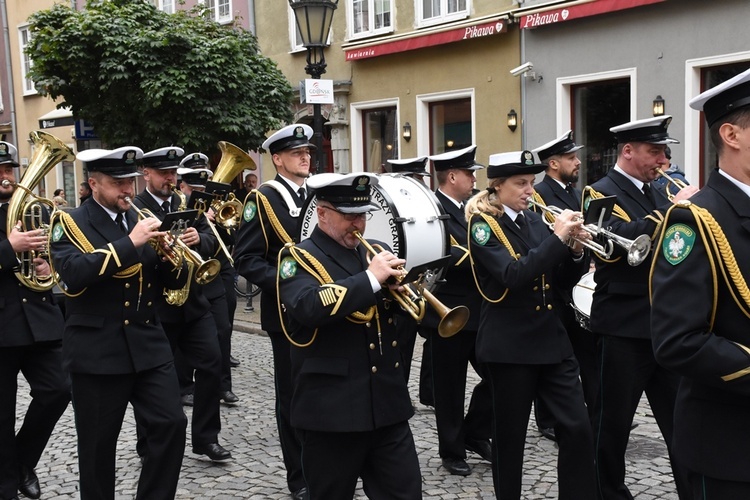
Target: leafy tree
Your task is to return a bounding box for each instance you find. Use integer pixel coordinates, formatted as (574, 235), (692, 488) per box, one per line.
(27, 0), (294, 154)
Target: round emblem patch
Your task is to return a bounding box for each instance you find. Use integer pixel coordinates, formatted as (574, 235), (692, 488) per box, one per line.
(662, 223), (695, 265)
(51, 223), (64, 242)
(279, 257), (298, 279)
(243, 200), (257, 222)
(471, 221), (491, 246)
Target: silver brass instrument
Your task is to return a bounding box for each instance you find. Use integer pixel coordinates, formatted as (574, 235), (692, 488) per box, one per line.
(656, 167), (688, 201)
(353, 231), (470, 338)
(210, 141), (256, 229)
(526, 198), (651, 266)
(124, 196), (221, 285)
(6, 130), (75, 291)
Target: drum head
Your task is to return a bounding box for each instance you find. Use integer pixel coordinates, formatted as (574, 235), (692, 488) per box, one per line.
(572, 271), (596, 318)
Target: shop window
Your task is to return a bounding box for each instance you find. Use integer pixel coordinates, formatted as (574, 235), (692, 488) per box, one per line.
(572, 79), (630, 186)
(350, 0), (392, 38)
(418, 0), (468, 27)
(362, 107), (398, 172)
(429, 98), (472, 155)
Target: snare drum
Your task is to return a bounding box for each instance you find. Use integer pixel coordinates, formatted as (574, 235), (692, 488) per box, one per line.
(571, 271), (596, 331)
(299, 174), (449, 269)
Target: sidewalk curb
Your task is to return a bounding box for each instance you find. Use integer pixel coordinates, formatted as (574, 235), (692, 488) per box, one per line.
(233, 319), (266, 336)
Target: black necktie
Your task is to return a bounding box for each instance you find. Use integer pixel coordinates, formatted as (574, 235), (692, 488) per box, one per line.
(161, 200), (171, 214)
(115, 213), (127, 233)
(642, 183), (654, 205)
(515, 213), (530, 238)
(297, 187), (306, 202)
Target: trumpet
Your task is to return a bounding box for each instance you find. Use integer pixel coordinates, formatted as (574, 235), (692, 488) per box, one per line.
(526, 198), (651, 266)
(352, 231), (470, 338)
(656, 167), (688, 201)
(124, 197), (221, 284)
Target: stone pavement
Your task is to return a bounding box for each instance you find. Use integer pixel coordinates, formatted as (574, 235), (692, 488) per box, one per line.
(16, 301), (679, 499)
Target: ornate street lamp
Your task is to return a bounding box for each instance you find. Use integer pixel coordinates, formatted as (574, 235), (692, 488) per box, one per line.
(289, 0), (339, 172)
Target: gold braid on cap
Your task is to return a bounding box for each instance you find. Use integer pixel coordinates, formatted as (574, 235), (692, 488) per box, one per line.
(467, 212), (516, 304)
(48, 211), (142, 298)
(276, 243), (376, 348)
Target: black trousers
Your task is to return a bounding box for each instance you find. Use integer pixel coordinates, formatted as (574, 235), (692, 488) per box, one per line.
(688, 472), (750, 499)
(395, 315), (418, 384)
(536, 307), (598, 427)
(592, 334), (690, 500)
(163, 313), (222, 447)
(486, 358), (596, 500)
(421, 326), (492, 459)
(0, 342), (70, 499)
(268, 330), (305, 493)
(298, 421), (422, 500)
(71, 363), (186, 500)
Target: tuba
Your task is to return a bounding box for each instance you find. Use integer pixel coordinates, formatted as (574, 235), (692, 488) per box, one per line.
(210, 141), (256, 229)
(7, 131), (75, 291)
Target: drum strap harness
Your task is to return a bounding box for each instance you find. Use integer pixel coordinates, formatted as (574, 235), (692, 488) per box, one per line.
(276, 242), (378, 348)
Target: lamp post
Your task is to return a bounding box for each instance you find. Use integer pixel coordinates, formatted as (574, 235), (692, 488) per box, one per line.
(289, 0), (338, 173)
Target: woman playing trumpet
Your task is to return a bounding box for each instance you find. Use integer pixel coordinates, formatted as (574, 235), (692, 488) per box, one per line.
(466, 151), (595, 500)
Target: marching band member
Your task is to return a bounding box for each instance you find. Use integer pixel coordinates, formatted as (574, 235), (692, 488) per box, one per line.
(466, 151), (595, 500)
(531, 131), (596, 437)
(651, 68), (750, 498)
(586, 117), (696, 499)
(277, 173), (421, 500)
(49, 147), (188, 499)
(420, 146), (493, 476)
(233, 124), (313, 500)
(132, 147), (230, 463)
(0, 142), (70, 500)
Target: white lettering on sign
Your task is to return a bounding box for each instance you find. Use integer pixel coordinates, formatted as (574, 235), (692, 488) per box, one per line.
(462, 21), (504, 40)
(346, 48), (376, 61)
(522, 9), (569, 29)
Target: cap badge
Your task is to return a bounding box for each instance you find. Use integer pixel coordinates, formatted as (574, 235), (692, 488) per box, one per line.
(0, 144), (8, 157)
(167, 149), (177, 160)
(356, 176), (369, 191)
(523, 151), (534, 165)
(124, 151), (136, 164)
(294, 126), (305, 139)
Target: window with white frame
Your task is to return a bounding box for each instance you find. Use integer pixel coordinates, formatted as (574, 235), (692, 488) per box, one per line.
(19, 26), (36, 95)
(350, 0), (393, 39)
(203, 0), (232, 24)
(289, 9), (305, 51)
(158, 0), (175, 14)
(418, 0), (468, 27)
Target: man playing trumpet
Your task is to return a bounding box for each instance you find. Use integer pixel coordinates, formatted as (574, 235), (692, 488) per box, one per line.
(276, 173), (422, 500)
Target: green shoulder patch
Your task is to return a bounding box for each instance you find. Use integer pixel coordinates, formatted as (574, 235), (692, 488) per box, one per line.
(662, 223), (695, 265)
(51, 223), (64, 242)
(471, 221), (491, 246)
(279, 256), (298, 279)
(243, 200), (257, 222)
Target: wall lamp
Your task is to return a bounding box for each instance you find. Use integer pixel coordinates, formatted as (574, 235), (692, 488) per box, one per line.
(402, 122), (412, 142)
(507, 109), (518, 132)
(653, 95), (665, 117)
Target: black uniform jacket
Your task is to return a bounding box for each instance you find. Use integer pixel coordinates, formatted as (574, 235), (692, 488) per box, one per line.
(421, 191), (481, 332)
(278, 226), (414, 433)
(0, 206), (63, 346)
(235, 175), (303, 332)
(49, 200), (188, 374)
(132, 191), (217, 323)
(468, 209), (585, 364)
(588, 169), (668, 338)
(651, 170), (750, 481)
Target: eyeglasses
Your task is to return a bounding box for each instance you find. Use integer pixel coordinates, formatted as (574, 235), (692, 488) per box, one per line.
(320, 206), (373, 221)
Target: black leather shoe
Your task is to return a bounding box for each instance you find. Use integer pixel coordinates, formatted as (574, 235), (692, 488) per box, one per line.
(291, 487), (308, 500)
(539, 427), (557, 442)
(19, 464), (41, 499)
(181, 393), (194, 406)
(193, 443), (232, 462)
(220, 390), (239, 404)
(229, 355), (240, 367)
(441, 457), (471, 476)
(465, 437), (492, 462)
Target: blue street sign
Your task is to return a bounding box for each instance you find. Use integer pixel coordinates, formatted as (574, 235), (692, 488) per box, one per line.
(74, 119), (98, 139)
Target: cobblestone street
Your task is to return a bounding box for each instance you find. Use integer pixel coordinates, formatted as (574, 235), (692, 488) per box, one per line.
(16, 305), (679, 499)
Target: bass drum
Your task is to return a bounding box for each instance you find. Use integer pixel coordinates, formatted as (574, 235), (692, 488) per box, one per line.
(299, 174), (449, 270)
(571, 271), (596, 331)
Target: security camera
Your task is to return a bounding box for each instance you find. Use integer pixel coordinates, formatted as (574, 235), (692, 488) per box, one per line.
(510, 62), (534, 77)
